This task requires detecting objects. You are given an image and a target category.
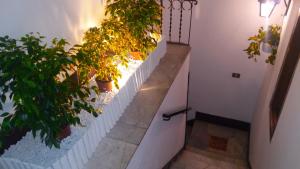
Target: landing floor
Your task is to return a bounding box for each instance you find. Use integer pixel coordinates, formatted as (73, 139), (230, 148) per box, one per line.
(169, 120), (249, 169)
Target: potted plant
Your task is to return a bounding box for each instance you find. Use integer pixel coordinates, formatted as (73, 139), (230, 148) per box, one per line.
(244, 25), (281, 65)
(106, 0), (162, 60)
(129, 36), (157, 60)
(128, 35), (148, 60)
(78, 20), (125, 92)
(94, 55), (121, 91)
(0, 33), (98, 151)
(100, 18), (131, 67)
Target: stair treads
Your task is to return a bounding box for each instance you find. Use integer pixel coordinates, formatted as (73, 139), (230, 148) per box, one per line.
(188, 121), (209, 149)
(188, 121), (229, 151)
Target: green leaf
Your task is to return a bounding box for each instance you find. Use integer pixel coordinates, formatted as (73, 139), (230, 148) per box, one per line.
(0, 112), (9, 117)
(92, 111), (98, 117)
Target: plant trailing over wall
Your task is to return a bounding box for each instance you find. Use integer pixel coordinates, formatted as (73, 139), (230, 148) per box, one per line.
(244, 25), (281, 65)
(0, 33), (98, 149)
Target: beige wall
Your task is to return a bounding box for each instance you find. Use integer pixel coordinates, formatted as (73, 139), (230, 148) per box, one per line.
(249, 0), (300, 168)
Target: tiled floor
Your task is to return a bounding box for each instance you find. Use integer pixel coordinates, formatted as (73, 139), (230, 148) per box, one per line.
(169, 121), (249, 169)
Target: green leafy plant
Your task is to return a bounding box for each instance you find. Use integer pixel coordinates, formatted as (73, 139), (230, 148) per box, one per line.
(0, 33), (98, 149)
(100, 18), (131, 67)
(0, 0), (163, 150)
(106, 0), (161, 59)
(77, 19), (127, 90)
(75, 0), (163, 89)
(244, 25), (281, 65)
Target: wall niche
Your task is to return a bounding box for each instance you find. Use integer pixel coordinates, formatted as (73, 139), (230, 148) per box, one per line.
(270, 16), (300, 139)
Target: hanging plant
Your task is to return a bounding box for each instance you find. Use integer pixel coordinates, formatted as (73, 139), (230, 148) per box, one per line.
(244, 25), (281, 65)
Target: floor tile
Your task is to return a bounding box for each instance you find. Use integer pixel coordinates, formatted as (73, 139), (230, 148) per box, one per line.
(169, 121), (249, 169)
(85, 138), (137, 169)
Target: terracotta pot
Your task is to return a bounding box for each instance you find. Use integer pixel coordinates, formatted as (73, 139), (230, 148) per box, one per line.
(69, 71), (79, 87)
(69, 69), (96, 87)
(0, 128), (28, 155)
(96, 79), (113, 92)
(130, 51), (142, 60)
(57, 125), (71, 141)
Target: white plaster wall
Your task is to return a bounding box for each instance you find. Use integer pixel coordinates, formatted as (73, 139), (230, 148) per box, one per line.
(127, 54), (190, 169)
(249, 1), (300, 168)
(187, 0), (284, 122)
(0, 0), (105, 44)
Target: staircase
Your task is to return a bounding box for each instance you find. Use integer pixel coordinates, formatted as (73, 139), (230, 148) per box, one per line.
(166, 120), (250, 169)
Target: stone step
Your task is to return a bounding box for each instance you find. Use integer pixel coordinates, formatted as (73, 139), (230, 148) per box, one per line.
(169, 149), (248, 169)
(185, 146), (248, 168)
(168, 120), (250, 169)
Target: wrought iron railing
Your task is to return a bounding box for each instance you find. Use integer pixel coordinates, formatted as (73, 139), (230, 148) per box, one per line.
(160, 0), (198, 45)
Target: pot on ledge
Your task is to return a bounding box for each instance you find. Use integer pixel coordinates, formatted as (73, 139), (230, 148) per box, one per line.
(96, 79), (113, 92)
(57, 125), (71, 141)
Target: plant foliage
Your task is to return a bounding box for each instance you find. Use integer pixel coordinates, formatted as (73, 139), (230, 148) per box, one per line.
(0, 33), (98, 149)
(244, 25), (281, 65)
(0, 0), (163, 150)
(106, 0), (161, 59)
(76, 19), (127, 89)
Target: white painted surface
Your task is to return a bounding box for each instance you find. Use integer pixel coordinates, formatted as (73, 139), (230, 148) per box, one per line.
(187, 0), (285, 122)
(0, 41), (166, 169)
(0, 0), (104, 44)
(127, 54), (190, 169)
(249, 1), (300, 169)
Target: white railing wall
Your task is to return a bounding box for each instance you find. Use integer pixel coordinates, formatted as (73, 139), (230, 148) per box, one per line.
(0, 40), (167, 169)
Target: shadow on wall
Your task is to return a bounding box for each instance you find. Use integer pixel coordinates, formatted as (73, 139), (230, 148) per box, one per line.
(0, 0), (105, 45)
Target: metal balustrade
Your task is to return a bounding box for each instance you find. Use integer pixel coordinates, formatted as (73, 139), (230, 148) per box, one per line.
(160, 0), (198, 45)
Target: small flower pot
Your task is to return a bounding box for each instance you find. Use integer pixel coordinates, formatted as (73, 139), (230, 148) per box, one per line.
(69, 71), (79, 87)
(57, 125), (71, 141)
(96, 79), (113, 92)
(0, 128), (29, 155)
(130, 51), (142, 60)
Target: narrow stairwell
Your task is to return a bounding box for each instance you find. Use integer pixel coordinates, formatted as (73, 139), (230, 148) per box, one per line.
(168, 120), (250, 169)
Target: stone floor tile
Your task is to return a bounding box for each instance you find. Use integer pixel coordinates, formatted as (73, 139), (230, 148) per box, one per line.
(107, 121), (146, 145)
(170, 121), (250, 169)
(85, 138), (136, 169)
